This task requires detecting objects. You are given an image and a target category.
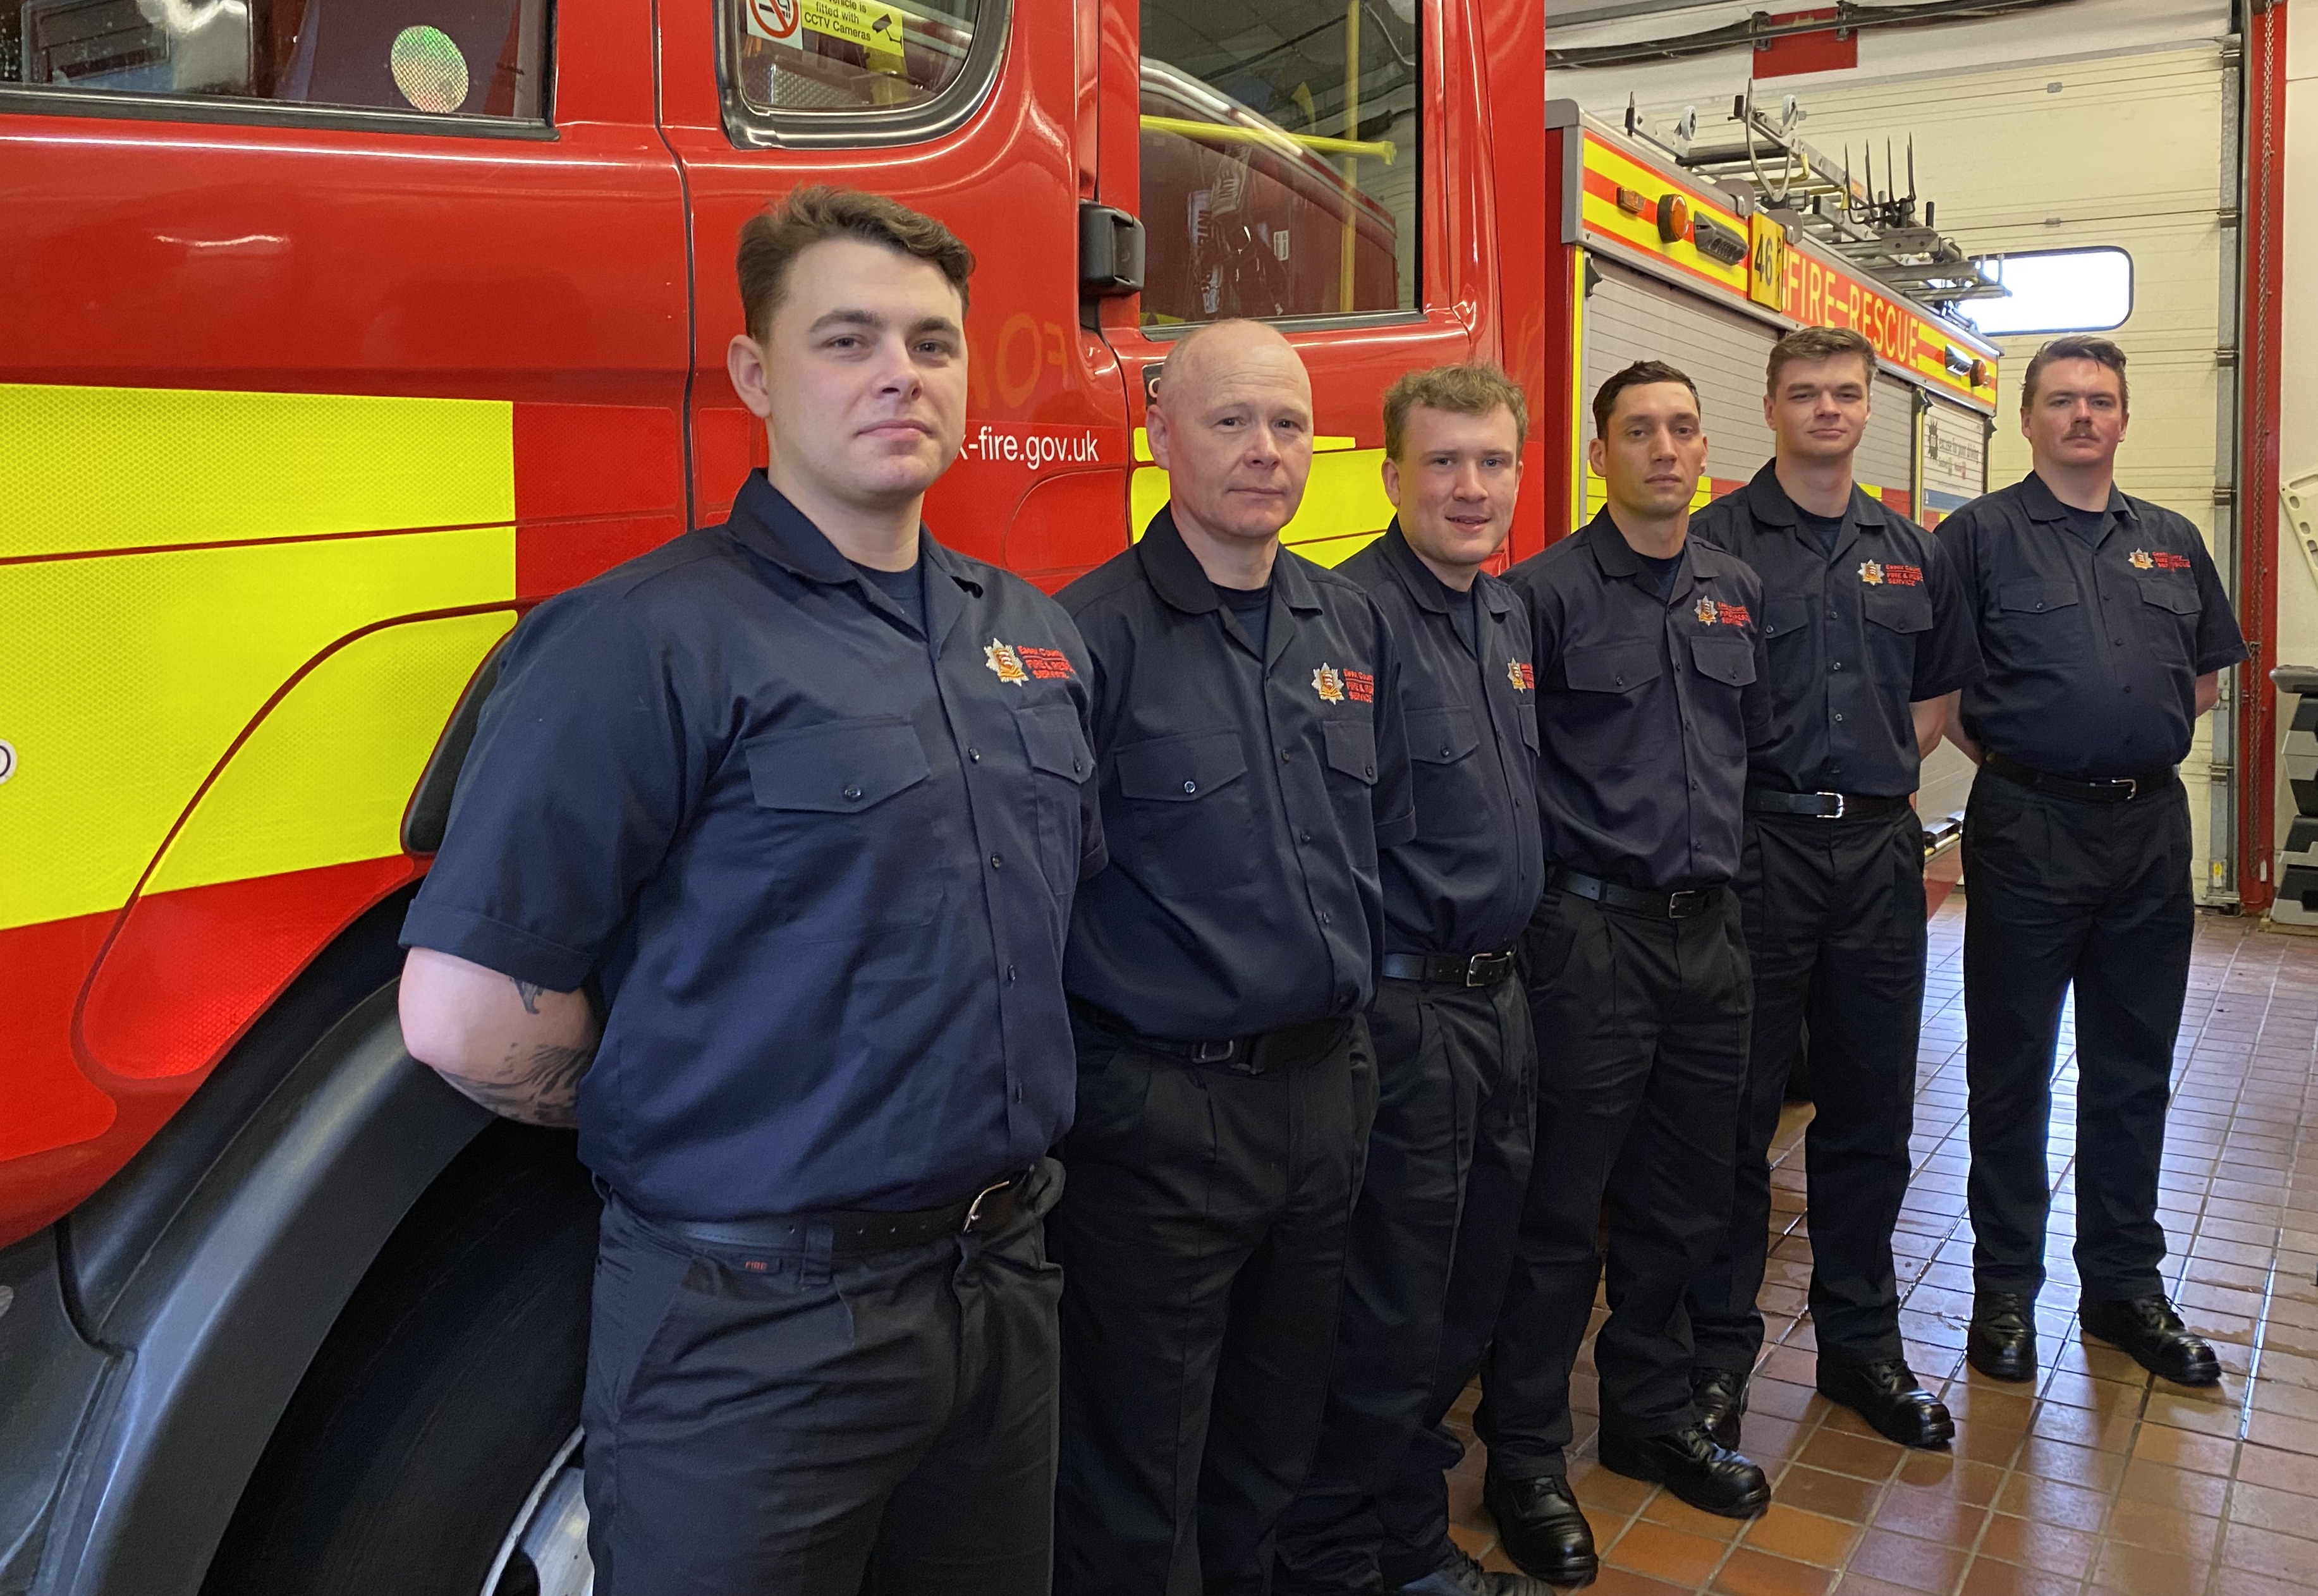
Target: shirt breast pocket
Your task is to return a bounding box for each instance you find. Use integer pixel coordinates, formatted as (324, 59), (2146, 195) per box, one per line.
(1992, 578), (2082, 666)
(744, 718), (944, 932)
(1558, 640), (1664, 769)
(1864, 590), (1933, 685)
(2137, 578), (2202, 665)
(1015, 702), (1092, 899)
(1406, 705), (1484, 843)
(1760, 594), (1813, 645)
(1114, 727), (1254, 899)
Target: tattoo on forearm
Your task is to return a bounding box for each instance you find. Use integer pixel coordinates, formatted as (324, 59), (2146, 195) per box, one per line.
(441, 1041), (596, 1128)
(510, 977), (546, 1015)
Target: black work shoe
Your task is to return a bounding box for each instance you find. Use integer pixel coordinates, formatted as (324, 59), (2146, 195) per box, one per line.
(1596, 1424), (1771, 1518)
(1816, 1357), (1955, 1448)
(1480, 1473), (1597, 1588)
(1968, 1291), (2039, 1382)
(1691, 1366), (1749, 1449)
(1394, 1543), (1553, 1596)
(2080, 1293), (2222, 1386)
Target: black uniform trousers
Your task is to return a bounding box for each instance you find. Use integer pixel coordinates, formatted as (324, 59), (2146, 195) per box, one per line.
(1961, 766), (2193, 1302)
(1050, 1020), (1377, 1596)
(1479, 885), (1750, 1478)
(1688, 808), (1925, 1372)
(1272, 976), (1537, 1595)
(581, 1158), (1065, 1596)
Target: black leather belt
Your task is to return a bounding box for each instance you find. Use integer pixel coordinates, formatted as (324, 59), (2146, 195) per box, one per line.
(1745, 788), (1912, 820)
(1986, 752), (2176, 805)
(1381, 950), (1516, 986)
(1549, 866), (1723, 920)
(1070, 1000), (1350, 1074)
(637, 1172), (1030, 1257)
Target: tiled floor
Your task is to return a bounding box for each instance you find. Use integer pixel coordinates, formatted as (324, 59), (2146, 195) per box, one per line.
(1444, 899), (2318, 1596)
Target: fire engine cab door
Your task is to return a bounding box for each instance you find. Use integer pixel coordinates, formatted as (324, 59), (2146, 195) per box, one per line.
(654, 1), (1133, 588)
(1096, 0), (1493, 570)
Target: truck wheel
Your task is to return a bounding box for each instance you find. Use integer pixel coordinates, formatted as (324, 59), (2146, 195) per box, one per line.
(202, 1122), (601, 1596)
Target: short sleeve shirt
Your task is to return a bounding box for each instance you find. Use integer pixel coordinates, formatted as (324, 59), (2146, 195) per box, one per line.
(1937, 472), (2247, 777)
(1505, 511), (1769, 892)
(401, 472), (1103, 1219)
(1339, 524), (1542, 956)
(1689, 464), (1982, 797)
(1061, 507), (1417, 1040)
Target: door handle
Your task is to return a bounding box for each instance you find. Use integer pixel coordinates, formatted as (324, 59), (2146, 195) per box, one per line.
(1079, 202), (1145, 299)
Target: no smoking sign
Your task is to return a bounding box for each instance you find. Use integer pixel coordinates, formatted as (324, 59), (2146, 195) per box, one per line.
(747, 0), (800, 40)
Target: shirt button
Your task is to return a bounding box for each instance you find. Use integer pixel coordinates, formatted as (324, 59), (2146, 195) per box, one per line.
(968, 747), (982, 762)
(1074, 758), (1084, 774)
(1831, 661), (1842, 671)
(843, 784), (863, 801)
(1834, 713), (1845, 722)
(990, 853), (1003, 869)
(1007, 964), (1018, 983)
(1439, 745), (1453, 758)
(1280, 749), (1292, 764)
(1321, 911), (1333, 926)
(1013, 1083), (1024, 1103)
(1184, 779), (1198, 794)
(1299, 829), (1313, 844)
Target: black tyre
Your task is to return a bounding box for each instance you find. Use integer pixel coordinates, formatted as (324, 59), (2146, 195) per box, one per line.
(203, 1121), (599, 1596)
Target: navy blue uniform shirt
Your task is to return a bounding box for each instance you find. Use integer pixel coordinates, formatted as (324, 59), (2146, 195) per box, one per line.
(1506, 511), (1769, 892)
(1690, 464), (1982, 798)
(1061, 506), (1416, 1040)
(1339, 523), (1542, 956)
(401, 472), (1103, 1219)
(1937, 472), (2247, 777)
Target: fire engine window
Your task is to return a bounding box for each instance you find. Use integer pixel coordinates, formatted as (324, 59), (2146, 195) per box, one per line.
(1960, 248), (2134, 338)
(3, 0), (549, 121)
(1139, 0), (1422, 326)
(727, 0), (987, 119)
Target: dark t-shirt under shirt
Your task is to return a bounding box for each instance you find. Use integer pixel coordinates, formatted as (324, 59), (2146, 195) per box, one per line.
(1217, 578), (1272, 654)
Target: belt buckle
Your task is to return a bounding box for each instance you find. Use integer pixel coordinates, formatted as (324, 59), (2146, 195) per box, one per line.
(962, 1178), (1014, 1234)
(1667, 889), (1704, 918)
(1815, 791), (1846, 820)
(2112, 777), (2138, 801)
(1465, 952), (1508, 985)
(1191, 1039), (1238, 1064)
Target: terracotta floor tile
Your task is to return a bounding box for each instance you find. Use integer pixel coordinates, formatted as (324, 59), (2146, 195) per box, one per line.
(2129, 1422), (2240, 1476)
(2013, 1436), (2130, 1492)
(1568, 1460), (1661, 1519)
(1872, 1483), (1991, 1547)
(2088, 1539), (2216, 1596)
(2118, 1456), (2231, 1514)
(1773, 1464), (1886, 1523)
(1606, 1520), (1733, 1587)
(1832, 1574), (1944, 1596)
(1712, 1546), (1839, 1596)
(1800, 1428), (1907, 1482)
(1845, 1526), (1972, 1594)
(1958, 1559), (2082, 1596)
(1587, 1570), (1694, 1596)
(2247, 1410), (2318, 1456)
(1993, 1472), (2113, 1533)
(1751, 1379), (1826, 1423)
(1638, 1486), (1750, 1542)
(2224, 1479), (2318, 1546)
(2206, 1563), (2318, 1596)
(1973, 1513), (2099, 1578)
(1742, 1504), (1863, 1569)
(2027, 1400), (2138, 1454)
(2221, 1520), (2318, 1585)
(2104, 1499), (2222, 1559)
(1894, 1453), (2007, 1506)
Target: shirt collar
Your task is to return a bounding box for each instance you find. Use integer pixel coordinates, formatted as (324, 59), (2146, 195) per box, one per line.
(2018, 469), (2135, 527)
(1741, 460), (1894, 536)
(1137, 504), (1322, 616)
(726, 469), (982, 597)
(1582, 508), (1652, 580)
(1377, 521), (1512, 619)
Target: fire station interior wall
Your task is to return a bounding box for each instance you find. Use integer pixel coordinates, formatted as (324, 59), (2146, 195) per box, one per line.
(1589, 30), (2238, 896)
(1580, 258), (1778, 517)
(2280, 2), (2318, 888)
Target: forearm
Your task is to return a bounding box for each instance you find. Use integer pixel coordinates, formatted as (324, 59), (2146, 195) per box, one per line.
(1941, 694), (1982, 765)
(2195, 671), (2220, 716)
(1912, 692), (1956, 760)
(399, 947), (601, 1127)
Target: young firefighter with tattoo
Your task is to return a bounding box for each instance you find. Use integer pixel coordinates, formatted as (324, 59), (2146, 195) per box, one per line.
(395, 188), (1102, 1596)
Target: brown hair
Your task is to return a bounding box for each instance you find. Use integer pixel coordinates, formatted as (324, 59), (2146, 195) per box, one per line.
(2019, 334), (2128, 413)
(736, 186), (975, 343)
(1383, 362), (1531, 459)
(1592, 360), (1701, 438)
(1766, 325), (1877, 393)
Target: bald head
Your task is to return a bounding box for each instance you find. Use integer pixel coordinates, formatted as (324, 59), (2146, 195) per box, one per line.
(1147, 320), (1314, 559)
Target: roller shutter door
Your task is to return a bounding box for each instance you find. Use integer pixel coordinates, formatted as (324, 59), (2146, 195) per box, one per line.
(1859, 374), (1916, 509)
(1581, 258), (1777, 513)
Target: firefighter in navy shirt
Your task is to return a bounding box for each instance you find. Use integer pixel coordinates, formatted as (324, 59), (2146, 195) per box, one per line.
(1937, 336), (2246, 1389)
(1274, 365), (1546, 1596)
(1051, 319), (1414, 1596)
(1681, 326), (1983, 1455)
(1480, 363), (1772, 1588)
(396, 190), (1101, 1596)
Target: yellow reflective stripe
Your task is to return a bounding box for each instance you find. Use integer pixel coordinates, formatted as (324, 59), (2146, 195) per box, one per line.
(0, 384), (514, 559)
(147, 611), (516, 894)
(0, 525), (515, 930)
